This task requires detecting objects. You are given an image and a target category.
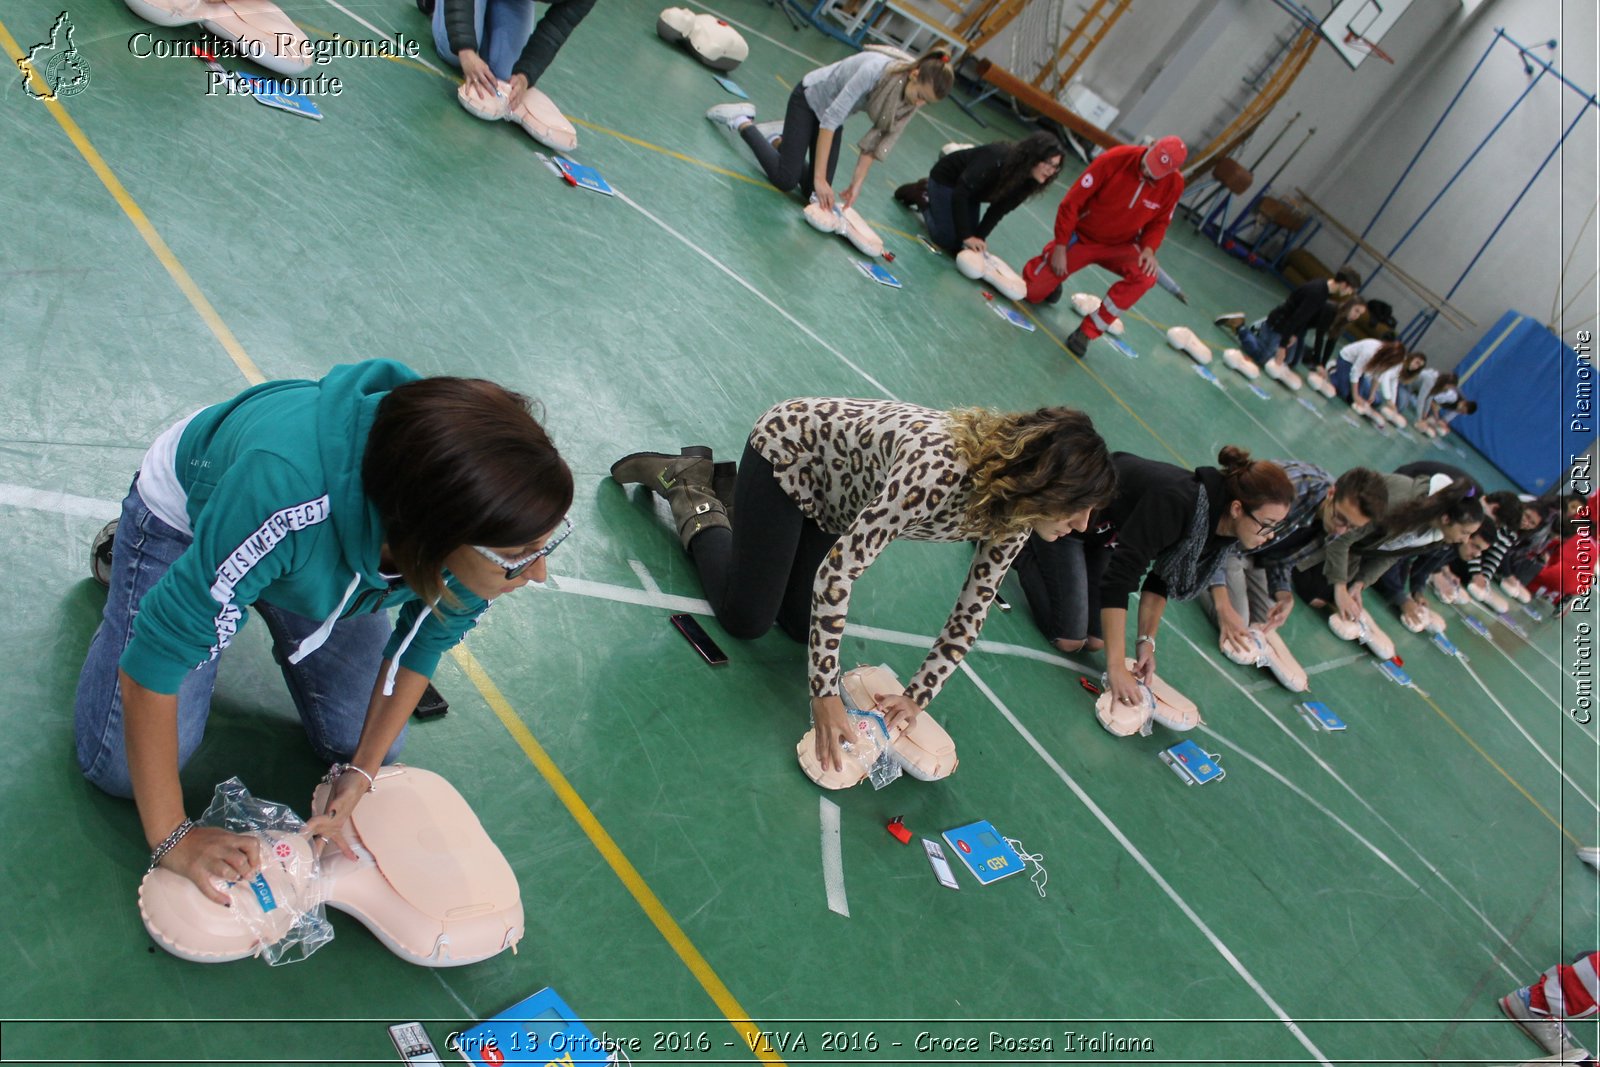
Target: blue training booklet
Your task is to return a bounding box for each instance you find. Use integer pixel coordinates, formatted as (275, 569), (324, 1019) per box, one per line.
(554, 157), (615, 197)
(453, 988), (610, 1065)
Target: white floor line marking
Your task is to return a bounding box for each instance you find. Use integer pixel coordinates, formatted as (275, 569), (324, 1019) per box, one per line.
(0, 484), (120, 520)
(819, 797), (849, 917)
(614, 189), (900, 400)
(1481, 944), (1522, 985)
(1457, 657), (1599, 811)
(1198, 724), (1419, 889)
(627, 558), (662, 597)
(1165, 618), (1538, 970)
(319, 0), (447, 75)
(698, 4), (825, 65)
(958, 660), (1333, 1067)
(433, 971), (479, 1020)
(1447, 604), (1573, 722)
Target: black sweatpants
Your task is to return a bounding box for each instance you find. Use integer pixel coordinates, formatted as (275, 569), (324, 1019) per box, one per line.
(688, 442), (840, 642)
(739, 82), (843, 199)
(1013, 532), (1111, 644)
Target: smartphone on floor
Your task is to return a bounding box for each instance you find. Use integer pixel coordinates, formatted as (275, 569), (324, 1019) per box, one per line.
(671, 613), (728, 666)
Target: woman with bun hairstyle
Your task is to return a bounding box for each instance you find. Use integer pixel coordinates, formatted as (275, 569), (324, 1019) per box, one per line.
(611, 398), (1116, 773)
(1014, 446), (1295, 708)
(1293, 472), (1484, 622)
(706, 49), (955, 213)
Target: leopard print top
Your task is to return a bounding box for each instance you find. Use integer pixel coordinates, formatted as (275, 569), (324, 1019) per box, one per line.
(749, 397), (1029, 708)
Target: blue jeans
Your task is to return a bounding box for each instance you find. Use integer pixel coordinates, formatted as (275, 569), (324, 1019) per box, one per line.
(1237, 319), (1283, 364)
(74, 480), (404, 799)
(431, 0), (535, 81)
(923, 179), (977, 253)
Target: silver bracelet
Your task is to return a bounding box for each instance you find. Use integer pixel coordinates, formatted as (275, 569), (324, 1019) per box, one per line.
(327, 762), (377, 792)
(148, 818), (195, 871)
(1136, 634), (1156, 649)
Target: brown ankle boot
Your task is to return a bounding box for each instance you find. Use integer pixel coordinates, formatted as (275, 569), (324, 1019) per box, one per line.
(611, 448), (729, 547)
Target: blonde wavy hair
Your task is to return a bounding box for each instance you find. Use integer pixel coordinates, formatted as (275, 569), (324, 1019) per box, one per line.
(947, 406), (1116, 539)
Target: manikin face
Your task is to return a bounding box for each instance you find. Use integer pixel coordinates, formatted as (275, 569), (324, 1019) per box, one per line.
(1034, 505), (1094, 541)
(1232, 500), (1292, 550)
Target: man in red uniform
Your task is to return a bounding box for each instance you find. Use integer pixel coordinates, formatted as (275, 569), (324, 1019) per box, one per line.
(1023, 135), (1187, 357)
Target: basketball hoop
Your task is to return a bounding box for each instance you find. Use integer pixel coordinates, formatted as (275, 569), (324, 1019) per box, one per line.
(1344, 30), (1395, 65)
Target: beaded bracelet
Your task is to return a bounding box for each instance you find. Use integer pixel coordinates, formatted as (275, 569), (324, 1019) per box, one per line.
(148, 817), (194, 871)
(326, 762), (377, 792)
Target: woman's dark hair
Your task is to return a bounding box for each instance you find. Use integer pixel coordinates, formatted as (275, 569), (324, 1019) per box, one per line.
(992, 132), (1067, 204)
(892, 50), (955, 99)
(1433, 371), (1459, 390)
(1333, 467), (1389, 524)
(1381, 476), (1483, 538)
(1485, 490), (1525, 530)
(1216, 445), (1295, 510)
(948, 407), (1117, 537)
(364, 377), (574, 605)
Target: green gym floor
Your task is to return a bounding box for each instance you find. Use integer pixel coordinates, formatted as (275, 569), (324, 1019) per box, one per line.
(2, 1), (1596, 1063)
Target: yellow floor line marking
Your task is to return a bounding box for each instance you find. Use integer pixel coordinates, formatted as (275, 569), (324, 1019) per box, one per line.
(451, 647), (785, 1064)
(1417, 689), (1580, 845)
(4, 16), (778, 1057)
(1013, 303), (1191, 465)
(0, 18), (265, 387)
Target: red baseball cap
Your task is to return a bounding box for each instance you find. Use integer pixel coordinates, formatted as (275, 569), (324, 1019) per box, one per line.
(1143, 135), (1187, 179)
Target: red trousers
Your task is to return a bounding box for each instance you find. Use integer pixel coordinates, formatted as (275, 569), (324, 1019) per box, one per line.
(1022, 238), (1157, 337)
(1527, 951), (1599, 1018)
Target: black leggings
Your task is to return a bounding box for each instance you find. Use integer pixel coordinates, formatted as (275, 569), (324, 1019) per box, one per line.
(739, 82), (843, 199)
(688, 442), (840, 642)
(1013, 532), (1111, 644)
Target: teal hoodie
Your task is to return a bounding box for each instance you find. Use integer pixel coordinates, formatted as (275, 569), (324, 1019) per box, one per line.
(122, 360), (489, 695)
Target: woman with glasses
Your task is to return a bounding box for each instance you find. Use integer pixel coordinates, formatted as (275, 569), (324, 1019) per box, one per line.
(75, 360), (572, 905)
(611, 399), (1117, 775)
(1200, 464), (1389, 649)
(1292, 472), (1483, 624)
(1014, 446), (1294, 709)
(894, 132), (1066, 255)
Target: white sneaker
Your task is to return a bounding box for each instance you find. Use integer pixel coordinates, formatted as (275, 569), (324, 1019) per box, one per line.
(1500, 990), (1588, 1059)
(1577, 845), (1600, 870)
(706, 102), (756, 130)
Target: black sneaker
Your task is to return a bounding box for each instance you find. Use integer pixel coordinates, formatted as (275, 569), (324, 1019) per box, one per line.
(413, 683), (449, 720)
(91, 520), (116, 588)
(1066, 327), (1090, 357)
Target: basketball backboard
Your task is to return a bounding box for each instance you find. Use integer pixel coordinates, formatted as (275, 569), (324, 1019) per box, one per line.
(1319, 0), (1412, 68)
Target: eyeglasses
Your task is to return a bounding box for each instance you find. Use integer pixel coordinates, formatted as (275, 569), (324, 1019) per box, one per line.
(1246, 509), (1293, 536)
(1326, 502), (1368, 533)
(471, 517), (573, 579)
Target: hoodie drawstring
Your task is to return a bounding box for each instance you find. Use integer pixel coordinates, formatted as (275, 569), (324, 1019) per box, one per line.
(383, 604), (432, 696)
(287, 573), (363, 665)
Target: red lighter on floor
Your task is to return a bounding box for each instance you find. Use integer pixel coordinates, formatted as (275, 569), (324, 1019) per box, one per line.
(886, 816), (913, 845)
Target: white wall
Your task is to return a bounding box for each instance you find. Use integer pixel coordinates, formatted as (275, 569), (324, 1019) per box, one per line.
(969, 0), (1598, 360)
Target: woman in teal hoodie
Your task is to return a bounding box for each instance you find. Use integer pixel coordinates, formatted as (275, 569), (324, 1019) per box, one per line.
(75, 360), (572, 905)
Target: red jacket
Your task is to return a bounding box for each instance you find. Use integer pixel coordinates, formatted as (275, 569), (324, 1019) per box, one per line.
(1053, 144), (1185, 250)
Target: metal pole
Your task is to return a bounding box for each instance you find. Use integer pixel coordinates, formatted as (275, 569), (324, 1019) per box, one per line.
(1247, 111), (1301, 171)
(1341, 30), (1501, 267)
(1365, 61), (1549, 288)
(1258, 125), (1315, 191)
(1499, 29), (1600, 104)
(1409, 104), (1588, 349)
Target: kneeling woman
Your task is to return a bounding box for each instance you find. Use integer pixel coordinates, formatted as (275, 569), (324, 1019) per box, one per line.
(612, 399), (1116, 771)
(1292, 473), (1483, 622)
(76, 361), (573, 904)
(707, 49), (954, 212)
(1013, 447), (1294, 708)
(895, 133), (1065, 254)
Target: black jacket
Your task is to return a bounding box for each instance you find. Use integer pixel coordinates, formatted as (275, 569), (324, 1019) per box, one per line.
(1090, 454), (1232, 603)
(928, 143), (1036, 243)
(443, 0), (596, 86)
